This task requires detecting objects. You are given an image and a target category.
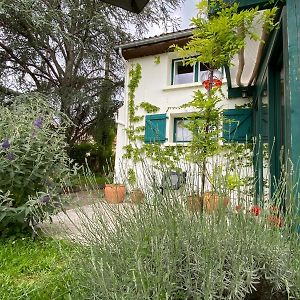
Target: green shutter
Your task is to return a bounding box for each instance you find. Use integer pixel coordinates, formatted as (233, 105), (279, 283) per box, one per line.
(144, 114), (167, 143)
(223, 108), (253, 142)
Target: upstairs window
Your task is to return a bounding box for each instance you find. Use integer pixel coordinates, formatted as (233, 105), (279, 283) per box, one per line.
(172, 59), (195, 85)
(171, 59), (210, 86)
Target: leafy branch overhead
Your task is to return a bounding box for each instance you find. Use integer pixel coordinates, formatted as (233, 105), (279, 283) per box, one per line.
(173, 0), (278, 69)
(0, 0), (183, 148)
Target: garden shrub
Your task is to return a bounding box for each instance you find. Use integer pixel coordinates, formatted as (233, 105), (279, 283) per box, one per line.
(69, 141), (114, 174)
(0, 93), (72, 236)
(68, 198), (300, 299)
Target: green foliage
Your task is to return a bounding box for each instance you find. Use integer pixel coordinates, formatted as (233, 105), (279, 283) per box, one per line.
(124, 64), (162, 164)
(69, 140), (114, 174)
(172, 0), (277, 197)
(154, 56), (161, 65)
(0, 93), (72, 236)
(0, 0), (183, 147)
(68, 195), (300, 299)
(138, 102), (159, 114)
(181, 89), (223, 163)
(0, 237), (76, 299)
(174, 0), (277, 69)
(127, 168), (136, 187)
(128, 64), (142, 124)
(125, 64), (182, 171)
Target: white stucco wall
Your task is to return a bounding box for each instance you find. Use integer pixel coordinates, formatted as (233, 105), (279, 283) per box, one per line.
(114, 51), (250, 186)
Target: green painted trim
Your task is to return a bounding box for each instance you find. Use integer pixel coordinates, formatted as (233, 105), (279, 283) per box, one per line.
(282, 7), (290, 165)
(253, 10), (283, 103)
(224, 66), (232, 89)
(286, 0), (300, 216)
(223, 108), (253, 142)
(171, 58), (199, 85)
(194, 62), (199, 83)
(171, 59), (175, 85)
(268, 64), (283, 197)
(144, 113), (167, 144)
(253, 14), (285, 203)
(223, 0), (285, 11)
(228, 86), (254, 99)
(173, 118), (178, 142)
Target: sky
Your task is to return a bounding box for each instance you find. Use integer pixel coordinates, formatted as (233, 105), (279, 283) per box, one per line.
(147, 0), (199, 37)
(176, 0), (199, 29)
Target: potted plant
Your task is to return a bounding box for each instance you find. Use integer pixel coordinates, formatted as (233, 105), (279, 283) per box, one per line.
(104, 171), (126, 204)
(127, 168), (144, 204)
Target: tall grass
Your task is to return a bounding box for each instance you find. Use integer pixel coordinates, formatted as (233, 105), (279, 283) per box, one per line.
(46, 146), (300, 299)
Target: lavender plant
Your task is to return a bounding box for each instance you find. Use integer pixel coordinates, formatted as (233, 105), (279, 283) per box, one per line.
(0, 93), (72, 236)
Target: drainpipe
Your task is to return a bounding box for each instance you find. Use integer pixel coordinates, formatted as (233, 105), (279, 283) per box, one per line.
(117, 47), (129, 132)
(114, 47), (129, 180)
(235, 26), (268, 88)
(236, 47), (245, 87)
(236, 27), (246, 87)
(247, 28), (268, 86)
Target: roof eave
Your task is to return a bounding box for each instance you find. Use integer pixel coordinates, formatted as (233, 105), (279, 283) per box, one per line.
(116, 29), (194, 51)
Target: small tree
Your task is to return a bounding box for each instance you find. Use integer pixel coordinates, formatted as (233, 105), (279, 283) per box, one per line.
(174, 0), (277, 204)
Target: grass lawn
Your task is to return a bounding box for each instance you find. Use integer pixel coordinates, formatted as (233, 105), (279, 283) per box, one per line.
(0, 237), (75, 300)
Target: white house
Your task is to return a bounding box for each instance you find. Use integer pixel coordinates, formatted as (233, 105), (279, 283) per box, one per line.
(114, 29), (257, 191)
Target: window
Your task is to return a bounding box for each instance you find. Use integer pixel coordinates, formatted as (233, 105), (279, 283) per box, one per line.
(174, 118), (193, 142)
(172, 60), (195, 85)
(171, 59), (211, 86)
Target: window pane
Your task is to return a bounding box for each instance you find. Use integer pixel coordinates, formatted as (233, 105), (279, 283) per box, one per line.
(174, 61), (194, 85)
(175, 119), (193, 142)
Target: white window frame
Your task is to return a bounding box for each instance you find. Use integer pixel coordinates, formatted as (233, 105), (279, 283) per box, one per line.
(172, 59), (196, 85)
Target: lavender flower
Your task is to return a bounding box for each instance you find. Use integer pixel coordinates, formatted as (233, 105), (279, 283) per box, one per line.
(6, 152), (15, 161)
(2, 139), (10, 150)
(40, 195), (50, 204)
(34, 117), (43, 129)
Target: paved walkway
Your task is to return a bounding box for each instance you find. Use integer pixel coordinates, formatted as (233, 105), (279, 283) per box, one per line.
(40, 191), (136, 241)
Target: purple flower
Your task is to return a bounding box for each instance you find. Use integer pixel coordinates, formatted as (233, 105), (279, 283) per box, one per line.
(6, 152), (15, 161)
(40, 195), (50, 204)
(34, 117), (43, 129)
(2, 139), (10, 150)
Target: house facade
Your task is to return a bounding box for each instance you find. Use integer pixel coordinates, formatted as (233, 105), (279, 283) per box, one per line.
(114, 29), (251, 189)
(115, 0), (300, 207)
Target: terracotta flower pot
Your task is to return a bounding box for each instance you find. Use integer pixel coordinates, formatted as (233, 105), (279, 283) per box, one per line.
(104, 184), (126, 204)
(187, 195), (203, 212)
(267, 215), (284, 227)
(130, 189), (144, 204)
(203, 192), (230, 212)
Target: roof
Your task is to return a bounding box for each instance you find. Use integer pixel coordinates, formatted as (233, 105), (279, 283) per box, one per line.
(116, 28), (193, 60)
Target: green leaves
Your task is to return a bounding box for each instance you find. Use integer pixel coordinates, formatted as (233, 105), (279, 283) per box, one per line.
(175, 0), (277, 69)
(0, 93), (72, 236)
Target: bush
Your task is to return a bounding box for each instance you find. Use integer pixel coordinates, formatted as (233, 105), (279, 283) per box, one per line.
(68, 193), (300, 299)
(69, 142), (114, 173)
(0, 93), (72, 236)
